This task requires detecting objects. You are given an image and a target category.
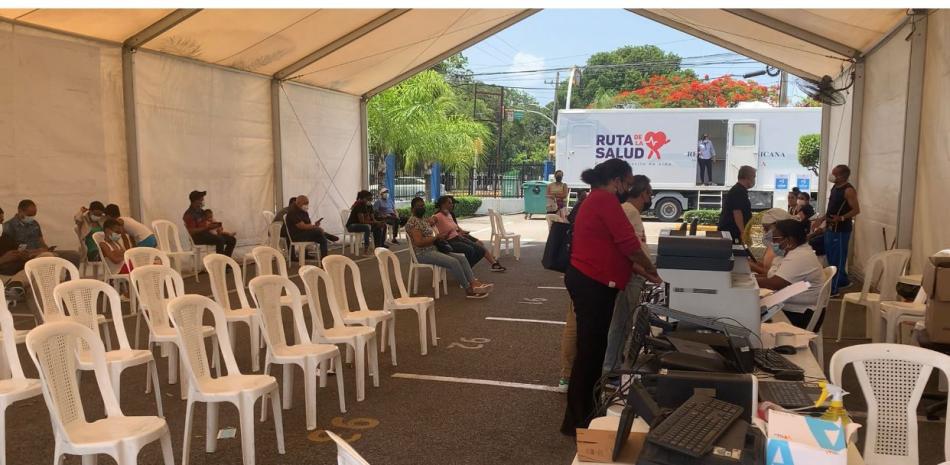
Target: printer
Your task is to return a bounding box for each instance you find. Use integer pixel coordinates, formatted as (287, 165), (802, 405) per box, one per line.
(656, 230), (762, 342)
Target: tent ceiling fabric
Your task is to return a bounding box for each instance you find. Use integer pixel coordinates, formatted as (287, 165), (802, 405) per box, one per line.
(0, 8), (906, 95)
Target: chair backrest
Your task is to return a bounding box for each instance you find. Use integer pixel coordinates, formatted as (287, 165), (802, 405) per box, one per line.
(340, 209), (350, 227)
(326, 430), (371, 465)
(262, 210), (275, 225)
(204, 253), (252, 312)
(26, 320), (123, 443)
(0, 282), (28, 380)
(247, 275), (309, 349)
(130, 265), (185, 334)
(322, 255), (369, 314)
(124, 246), (170, 270)
(24, 256), (80, 320)
(251, 246), (289, 278)
(299, 265), (348, 334)
(487, 209), (498, 235)
(374, 247), (409, 302)
(166, 295), (241, 390)
(54, 279), (131, 351)
(492, 210), (508, 235)
(151, 219), (187, 253)
(830, 343), (950, 465)
(404, 227), (423, 265)
(878, 249), (911, 301)
(91, 231), (124, 278)
(808, 266), (838, 332)
(266, 221), (284, 251)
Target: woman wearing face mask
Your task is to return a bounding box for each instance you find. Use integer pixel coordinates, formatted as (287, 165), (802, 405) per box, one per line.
(98, 218), (134, 275)
(794, 192), (816, 223)
(405, 197), (491, 299)
(547, 170), (569, 219)
(756, 219), (825, 330)
(561, 158), (660, 436)
(749, 208), (793, 275)
(75, 201), (107, 261)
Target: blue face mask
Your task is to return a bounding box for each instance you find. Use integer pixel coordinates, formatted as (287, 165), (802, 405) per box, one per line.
(771, 241), (786, 257)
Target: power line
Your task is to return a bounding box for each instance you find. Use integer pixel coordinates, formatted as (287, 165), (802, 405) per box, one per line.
(461, 53), (755, 78)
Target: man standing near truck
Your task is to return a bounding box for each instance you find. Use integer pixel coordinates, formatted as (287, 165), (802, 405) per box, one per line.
(697, 134), (716, 186)
(717, 165), (756, 244)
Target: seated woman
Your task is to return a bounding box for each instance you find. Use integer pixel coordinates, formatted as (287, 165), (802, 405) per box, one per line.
(98, 219), (134, 276)
(430, 196), (506, 272)
(749, 208), (793, 275)
(406, 197), (491, 299)
(756, 219), (825, 330)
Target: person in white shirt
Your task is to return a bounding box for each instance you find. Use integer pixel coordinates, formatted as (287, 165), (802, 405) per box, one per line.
(697, 134), (716, 186)
(104, 204), (158, 248)
(756, 219), (825, 330)
(749, 208), (794, 276)
(603, 175), (653, 375)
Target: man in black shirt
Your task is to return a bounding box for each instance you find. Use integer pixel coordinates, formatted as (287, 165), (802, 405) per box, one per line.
(346, 191), (386, 255)
(286, 196), (336, 258)
(717, 165), (756, 243)
(817, 164), (860, 295)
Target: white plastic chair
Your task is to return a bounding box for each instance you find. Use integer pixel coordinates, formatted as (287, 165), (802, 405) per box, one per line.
(92, 231), (138, 332)
(322, 255), (396, 366)
(23, 257), (112, 350)
(74, 225), (104, 279)
(205, 254), (261, 372)
(241, 211), (275, 283)
(339, 209), (360, 255)
(878, 288), (928, 344)
(405, 229), (448, 299)
(326, 430), (371, 465)
(130, 265), (219, 399)
(250, 246), (308, 309)
(247, 275), (345, 430)
(805, 266), (837, 365)
(836, 249), (910, 341)
(124, 247), (171, 348)
(167, 294), (285, 465)
(0, 282), (42, 465)
(284, 215), (319, 269)
(53, 279), (164, 416)
(25, 320), (174, 465)
(830, 343), (950, 465)
(375, 247), (437, 355)
(488, 209), (521, 260)
(152, 219), (204, 283)
(299, 265), (380, 402)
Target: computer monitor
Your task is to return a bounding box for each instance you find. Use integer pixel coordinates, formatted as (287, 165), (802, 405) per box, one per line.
(613, 381), (661, 461)
(653, 370), (756, 422)
(621, 304), (653, 371)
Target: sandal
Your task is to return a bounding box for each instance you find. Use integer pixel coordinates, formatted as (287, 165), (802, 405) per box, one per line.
(466, 290), (489, 299)
(490, 262), (506, 272)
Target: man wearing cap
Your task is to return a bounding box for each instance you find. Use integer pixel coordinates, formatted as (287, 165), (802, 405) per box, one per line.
(183, 190), (236, 257)
(373, 188), (400, 245)
(749, 207), (794, 276)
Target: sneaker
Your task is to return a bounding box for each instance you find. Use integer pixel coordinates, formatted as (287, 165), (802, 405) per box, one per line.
(490, 262), (506, 272)
(390, 239), (399, 245)
(326, 234), (339, 242)
(557, 378), (569, 393)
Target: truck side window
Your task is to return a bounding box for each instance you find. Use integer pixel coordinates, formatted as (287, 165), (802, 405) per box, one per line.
(732, 123), (757, 146)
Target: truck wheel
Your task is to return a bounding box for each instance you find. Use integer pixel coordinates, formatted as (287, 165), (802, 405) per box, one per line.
(654, 198), (683, 222)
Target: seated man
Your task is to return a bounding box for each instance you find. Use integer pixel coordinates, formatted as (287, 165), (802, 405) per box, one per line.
(286, 195), (337, 259)
(74, 201), (106, 261)
(755, 219), (825, 330)
(0, 206), (54, 312)
(104, 204), (158, 248)
(373, 188), (399, 245)
(183, 190), (236, 257)
(3, 199), (80, 266)
(346, 190), (386, 255)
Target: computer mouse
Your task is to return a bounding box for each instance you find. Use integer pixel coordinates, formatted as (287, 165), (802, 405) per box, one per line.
(774, 370), (805, 381)
(773, 345), (797, 355)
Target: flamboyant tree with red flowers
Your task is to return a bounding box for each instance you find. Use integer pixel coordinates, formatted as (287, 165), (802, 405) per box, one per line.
(608, 74), (777, 108)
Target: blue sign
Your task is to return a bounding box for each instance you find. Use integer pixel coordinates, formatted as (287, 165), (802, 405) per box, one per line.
(797, 176), (811, 191)
(775, 175), (789, 190)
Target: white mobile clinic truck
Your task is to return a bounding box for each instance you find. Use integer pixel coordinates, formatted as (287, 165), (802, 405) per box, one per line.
(554, 106), (821, 221)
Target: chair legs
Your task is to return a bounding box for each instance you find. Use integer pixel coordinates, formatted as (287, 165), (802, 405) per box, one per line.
(181, 399), (195, 465)
(417, 309), (429, 356)
(334, 356), (346, 414)
(428, 303), (438, 348)
(835, 299), (848, 342)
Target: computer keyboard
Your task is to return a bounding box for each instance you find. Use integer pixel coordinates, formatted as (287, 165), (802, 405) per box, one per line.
(646, 393), (743, 458)
(759, 381), (818, 408)
(752, 348), (804, 374)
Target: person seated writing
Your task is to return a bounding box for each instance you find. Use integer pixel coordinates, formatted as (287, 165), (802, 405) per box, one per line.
(755, 219), (825, 330)
(749, 208), (794, 276)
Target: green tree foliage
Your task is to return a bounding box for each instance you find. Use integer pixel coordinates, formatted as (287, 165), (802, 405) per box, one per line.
(368, 70), (489, 170)
(797, 133), (821, 175)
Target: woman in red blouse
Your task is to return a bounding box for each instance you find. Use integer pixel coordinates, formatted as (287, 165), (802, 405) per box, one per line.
(561, 158), (659, 435)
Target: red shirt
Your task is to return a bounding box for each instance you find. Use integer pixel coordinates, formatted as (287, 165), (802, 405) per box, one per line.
(570, 189), (642, 289)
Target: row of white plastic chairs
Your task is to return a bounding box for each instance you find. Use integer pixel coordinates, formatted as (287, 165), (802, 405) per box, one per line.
(8, 244), (435, 464)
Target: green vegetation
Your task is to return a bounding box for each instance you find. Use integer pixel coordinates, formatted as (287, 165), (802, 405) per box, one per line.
(682, 209), (721, 225)
(396, 196), (482, 219)
(797, 133), (821, 175)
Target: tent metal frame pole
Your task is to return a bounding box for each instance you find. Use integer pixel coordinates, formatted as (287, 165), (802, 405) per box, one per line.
(121, 8), (201, 219)
(628, 9), (821, 82)
(723, 9), (859, 58)
(817, 103), (832, 213)
(275, 9), (410, 81)
(360, 98), (369, 190)
(362, 9), (540, 99)
(896, 12), (928, 249)
(271, 79), (284, 210)
(847, 61), (865, 181)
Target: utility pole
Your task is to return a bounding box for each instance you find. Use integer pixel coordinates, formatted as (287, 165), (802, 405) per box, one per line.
(552, 70), (560, 132)
(497, 85), (505, 168)
(779, 70), (789, 107)
(565, 66), (577, 110)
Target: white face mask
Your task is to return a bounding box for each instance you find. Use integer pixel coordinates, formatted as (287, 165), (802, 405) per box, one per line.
(828, 174), (837, 183)
(797, 199), (806, 206)
(21, 216), (35, 224)
(301, 204), (310, 211)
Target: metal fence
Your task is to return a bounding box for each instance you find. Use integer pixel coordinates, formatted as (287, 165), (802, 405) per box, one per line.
(369, 155), (546, 200)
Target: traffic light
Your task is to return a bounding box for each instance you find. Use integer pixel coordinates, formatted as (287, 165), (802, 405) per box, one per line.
(548, 135), (557, 156)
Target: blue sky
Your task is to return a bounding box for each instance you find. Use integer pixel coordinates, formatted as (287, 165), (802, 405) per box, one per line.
(458, 9), (802, 105)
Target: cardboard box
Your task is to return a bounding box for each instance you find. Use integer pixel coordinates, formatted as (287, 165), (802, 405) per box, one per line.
(576, 428), (646, 463)
(765, 411), (858, 465)
(924, 253), (950, 343)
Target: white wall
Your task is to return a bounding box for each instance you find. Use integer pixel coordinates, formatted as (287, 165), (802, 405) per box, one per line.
(279, 82), (362, 235)
(134, 52), (275, 244)
(0, 24), (127, 249)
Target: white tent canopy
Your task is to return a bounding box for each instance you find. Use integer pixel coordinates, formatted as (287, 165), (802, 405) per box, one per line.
(1, 8), (945, 273)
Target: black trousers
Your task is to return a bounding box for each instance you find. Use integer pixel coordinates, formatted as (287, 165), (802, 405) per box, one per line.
(561, 265), (619, 435)
(698, 158), (713, 183)
(192, 232), (236, 257)
(448, 236), (485, 267)
(783, 308), (823, 332)
(380, 216), (399, 240)
(290, 229), (329, 257)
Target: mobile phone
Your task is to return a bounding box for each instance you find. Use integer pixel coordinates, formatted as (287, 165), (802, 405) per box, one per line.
(17, 244), (27, 252)
(317, 217), (324, 223)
